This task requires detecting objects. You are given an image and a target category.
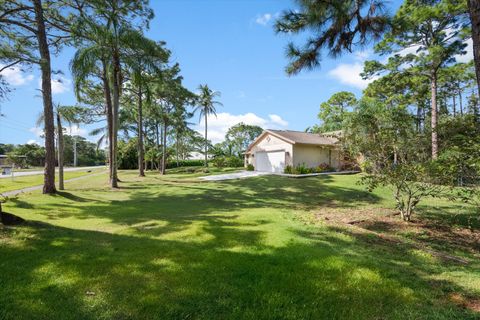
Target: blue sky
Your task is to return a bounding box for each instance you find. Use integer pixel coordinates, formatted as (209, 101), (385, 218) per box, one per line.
(1, 0), (471, 145)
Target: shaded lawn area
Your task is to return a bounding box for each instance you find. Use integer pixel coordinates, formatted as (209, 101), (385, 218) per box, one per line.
(0, 168), (106, 193)
(0, 171), (479, 319)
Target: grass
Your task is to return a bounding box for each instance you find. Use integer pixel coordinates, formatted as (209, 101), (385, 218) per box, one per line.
(0, 168), (106, 193)
(0, 170), (479, 319)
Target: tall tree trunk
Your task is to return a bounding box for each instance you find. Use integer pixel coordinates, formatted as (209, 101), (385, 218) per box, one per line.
(431, 71), (438, 159)
(102, 60), (114, 182)
(33, 0), (56, 194)
(452, 94), (456, 116)
(111, 50), (121, 188)
(161, 119), (167, 175)
(57, 113), (64, 190)
(156, 122), (161, 172)
(204, 113), (208, 168)
(137, 85), (145, 177)
(73, 137), (77, 167)
(176, 133), (179, 167)
(468, 0), (480, 96)
(416, 104), (422, 132)
(459, 90), (463, 115)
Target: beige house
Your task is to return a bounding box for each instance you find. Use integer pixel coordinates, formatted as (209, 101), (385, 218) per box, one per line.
(245, 130), (341, 173)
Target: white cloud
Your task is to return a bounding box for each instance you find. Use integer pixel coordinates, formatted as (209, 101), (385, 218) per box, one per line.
(30, 124), (87, 138)
(38, 76), (71, 94)
(456, 38), (473, 63)
(30, 126), (44, 137)
(27, 139), (39, 145)
(268, 114), (288, 126)
(193, 112), (288, 144)
(65, 125), (87, 136)
(353, 50), (372, 61)
(0, 65), (34, 86)
(398, 45), (421, 57)
(255, 12), (280, 26)
(328, 62), (374, 89)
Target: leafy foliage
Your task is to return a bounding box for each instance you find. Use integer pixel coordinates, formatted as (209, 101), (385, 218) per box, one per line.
(275, 0), (391, 74)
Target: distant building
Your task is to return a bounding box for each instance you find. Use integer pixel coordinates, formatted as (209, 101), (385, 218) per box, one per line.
(0, 154), (27, 167)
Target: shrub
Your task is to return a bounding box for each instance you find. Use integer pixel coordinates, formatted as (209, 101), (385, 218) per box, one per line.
(226, 156), (244, 168)
(212, 157), (227, 168)
(246, 164), (255, 171)
(284, 165), (294, 174)
(213, 156), (244, 168)
(316, 163), (334, 173)
(284, 163), (337, 174)
(166, 159), (204, 169)
(339, 162), (360, 171)
(296, 163), (310, 174)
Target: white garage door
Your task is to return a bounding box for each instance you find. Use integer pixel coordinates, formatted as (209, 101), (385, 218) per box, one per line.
(255, 151), (285, 173)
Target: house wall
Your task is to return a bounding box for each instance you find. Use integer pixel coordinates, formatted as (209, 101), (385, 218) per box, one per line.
(245, 133), (293, 167)
(292, 144), (341, 169)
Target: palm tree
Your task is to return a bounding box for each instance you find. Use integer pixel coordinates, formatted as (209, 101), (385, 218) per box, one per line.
(195, 85), (222, 168)
(125, 41), (169, 177)
(71, 18), (160, 186)
(37, 105), (87, 190)
(275, 0), (390, 75)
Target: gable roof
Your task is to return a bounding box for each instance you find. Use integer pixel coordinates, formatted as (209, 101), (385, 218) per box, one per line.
(246, 129), (339, 153)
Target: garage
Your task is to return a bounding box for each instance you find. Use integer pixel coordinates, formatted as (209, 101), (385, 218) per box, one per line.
(255, 150), (285, 173)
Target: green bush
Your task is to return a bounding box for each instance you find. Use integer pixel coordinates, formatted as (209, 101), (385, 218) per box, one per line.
(315, 163), (334, 173)
(213, 157), (227, 168)
(213, 156), (244, 168)
(226, 156), (244, 167)
(246, 164), (255, 171)
(296, 163), (310, 174)
(284, 165), (294, 174)
(166, 160), (204, 169)
(284, 163), (334, 174)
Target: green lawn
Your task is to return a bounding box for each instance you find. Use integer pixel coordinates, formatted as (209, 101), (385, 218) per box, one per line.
(1, 171), (479, 319)
(0, 168), (106, 193)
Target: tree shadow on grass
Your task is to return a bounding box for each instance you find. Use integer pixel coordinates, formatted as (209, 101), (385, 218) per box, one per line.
(22, 175), (381, 234)
(4, 174), (477, 318)
(55, 191), (93, 203)
(1, 220), (477, 320)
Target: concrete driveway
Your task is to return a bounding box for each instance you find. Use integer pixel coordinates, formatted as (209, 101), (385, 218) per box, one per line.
(199, 171), (270, 181)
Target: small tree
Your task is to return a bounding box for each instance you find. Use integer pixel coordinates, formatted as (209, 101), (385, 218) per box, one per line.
(344, 98), (449, 221)
(361, 163), (450, 221)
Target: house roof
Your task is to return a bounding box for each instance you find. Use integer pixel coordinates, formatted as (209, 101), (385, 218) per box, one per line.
(246, 129), (339, 153)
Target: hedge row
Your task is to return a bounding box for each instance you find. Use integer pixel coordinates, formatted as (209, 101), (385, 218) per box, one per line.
(166, 159), (205, 169)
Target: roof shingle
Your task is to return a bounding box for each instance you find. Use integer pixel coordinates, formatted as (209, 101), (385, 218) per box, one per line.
(267, 129), (339, 146)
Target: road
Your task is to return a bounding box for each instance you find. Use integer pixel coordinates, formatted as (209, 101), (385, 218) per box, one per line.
(0, 166), (105, 179)
(2, 170), (107, 197)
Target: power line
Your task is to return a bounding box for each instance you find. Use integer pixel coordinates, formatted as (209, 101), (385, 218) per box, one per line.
(1, 118), (31, 130)
(2, 117), (32, 129)
(1, 123), (30, 133)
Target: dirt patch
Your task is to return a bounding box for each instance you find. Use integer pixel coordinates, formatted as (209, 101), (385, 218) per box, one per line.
(449, 293), (480, 313)
(315, 206), (397, 226)
(313, 206), (479, 263)
(1, 212), (25, 225)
